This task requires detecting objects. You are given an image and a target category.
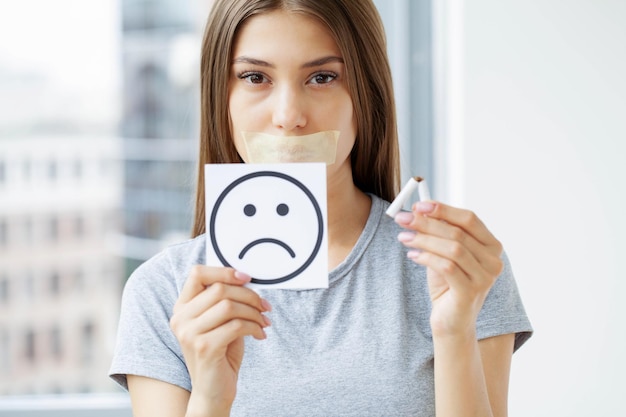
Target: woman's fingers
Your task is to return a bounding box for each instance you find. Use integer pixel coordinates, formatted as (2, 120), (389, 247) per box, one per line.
(177, 265), (251, 306)
(186, 298), (271, 338)
(396, 202), (503, 275)
(400, 232), (486, 280)
(185, 318), (268, 365)
(202, 319), (269, 354)
(171, 265), (273, 352)
(180, 281), (270, 320)
(398, 224), (503, 278)
(395, 203), (504, 278)
(412, 201), (503, 251)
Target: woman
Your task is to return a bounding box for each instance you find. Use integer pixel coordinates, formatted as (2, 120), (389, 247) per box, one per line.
(110, 1), (532, 416)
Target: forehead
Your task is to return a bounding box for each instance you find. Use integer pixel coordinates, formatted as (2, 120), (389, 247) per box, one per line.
(232, 10), (341, 58)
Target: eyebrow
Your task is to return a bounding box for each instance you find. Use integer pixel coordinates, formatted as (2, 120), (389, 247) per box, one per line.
(232, 55), (344, 68)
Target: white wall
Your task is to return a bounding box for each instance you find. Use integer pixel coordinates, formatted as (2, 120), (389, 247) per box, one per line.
(449, 1), (626, 415)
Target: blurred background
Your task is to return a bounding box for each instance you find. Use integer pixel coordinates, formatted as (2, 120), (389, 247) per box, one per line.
(1, 0), (625, 416)
(0, 0), (208, 400)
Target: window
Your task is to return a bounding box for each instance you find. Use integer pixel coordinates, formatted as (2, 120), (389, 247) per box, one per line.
(50, 326), (63, 361)
(22, 159), (31, 182)
(373, 0), (434, 185)
(47, 216), (59, 242)
(23, 217), (33, 245)
(47, 160), (57, 181)
(24, 329), (36, 364)
(73, 267), (85, 292)
(72, 159), (82, 179)
(74, 215), (84, 238)
(23, 271), (35, 300)
(49, 272), (61, 296)
(0, 275), (9, 305)
(81, 322), (95, 365)
(0, 219), (7, 248)
(0, 328), (9, 373)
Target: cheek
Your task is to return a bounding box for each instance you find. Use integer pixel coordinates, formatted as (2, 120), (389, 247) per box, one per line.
(228, 95), (249, 161)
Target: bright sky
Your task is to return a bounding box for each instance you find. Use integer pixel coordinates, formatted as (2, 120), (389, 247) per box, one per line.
(0, 0), (121, 92)
(0, 0), (122, 128)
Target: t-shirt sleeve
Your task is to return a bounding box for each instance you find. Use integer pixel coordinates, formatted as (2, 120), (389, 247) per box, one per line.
(108, 251), (191, 392)
(476, 251), (533, 351)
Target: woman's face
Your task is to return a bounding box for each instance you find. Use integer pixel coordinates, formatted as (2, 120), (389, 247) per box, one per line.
(228, 10), (357, 175)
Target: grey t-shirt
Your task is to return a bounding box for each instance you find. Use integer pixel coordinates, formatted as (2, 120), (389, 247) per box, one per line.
(109, 195), (532, 416)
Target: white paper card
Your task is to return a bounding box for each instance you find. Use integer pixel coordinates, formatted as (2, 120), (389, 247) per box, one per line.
(204, 163), (328, 289)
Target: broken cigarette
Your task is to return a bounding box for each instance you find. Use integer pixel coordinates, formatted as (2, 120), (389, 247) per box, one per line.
(385, 176), (431, 217)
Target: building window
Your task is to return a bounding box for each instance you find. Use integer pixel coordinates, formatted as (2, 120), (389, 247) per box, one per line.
(72, 159), (82, 179)
(50, 326), (63, 361)
(0, 160), (5, 183)
(47, 160), (57, 181)
(74, 215), (85, 238)
(24, 329), (36, 364)
(81, 322), (95, 365)
(23, 271), (35, 300)
(0, 219), (7, 248)
(47, 216), (59, 242)
(23, 217), (33, 245)
(49, 272), (61, 296)
(0, 328), (9, 373)
(22, 159), (31, 182)
(0, 275), (9, 305)
(73, 267), (85, 292)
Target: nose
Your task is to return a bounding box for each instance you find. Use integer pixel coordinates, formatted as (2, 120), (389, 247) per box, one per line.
(271, 85), (307, 131)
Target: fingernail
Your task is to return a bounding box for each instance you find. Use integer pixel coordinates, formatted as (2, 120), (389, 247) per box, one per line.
(234, 271), (251, 282)
(261, 298), (272, 312)
(394, 211), (414, 224)
(262, 315), (272, 327)
(414, 202), (436, 213)
(407, 249), (422, 259)
(397, 231), (416, 243)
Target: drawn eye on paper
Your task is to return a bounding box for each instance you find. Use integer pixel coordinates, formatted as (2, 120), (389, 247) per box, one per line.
(205, 163), (328, 289)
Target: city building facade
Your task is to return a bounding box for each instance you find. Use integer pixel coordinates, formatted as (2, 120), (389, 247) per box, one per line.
(0, 137), (123, 395)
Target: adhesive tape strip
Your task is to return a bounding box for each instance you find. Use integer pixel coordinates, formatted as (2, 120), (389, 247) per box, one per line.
(241, 131), (339, 164)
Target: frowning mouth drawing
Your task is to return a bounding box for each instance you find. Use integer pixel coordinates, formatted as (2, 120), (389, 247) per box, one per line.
(238, 238), (296, 259)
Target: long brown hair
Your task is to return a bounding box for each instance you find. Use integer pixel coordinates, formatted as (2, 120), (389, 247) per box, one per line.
(192, 0), (399, 237)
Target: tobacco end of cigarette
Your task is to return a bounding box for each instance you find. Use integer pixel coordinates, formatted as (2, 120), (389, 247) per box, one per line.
(414, 176), (424, 182)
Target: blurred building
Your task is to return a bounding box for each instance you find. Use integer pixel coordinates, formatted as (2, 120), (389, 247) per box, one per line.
(119, 0), (205, 273)
(0, 0), (213, 399)
(0, 137), (123, 395)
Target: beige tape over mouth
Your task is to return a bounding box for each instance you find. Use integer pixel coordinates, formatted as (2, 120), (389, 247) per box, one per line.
(241, 131), (339, 165)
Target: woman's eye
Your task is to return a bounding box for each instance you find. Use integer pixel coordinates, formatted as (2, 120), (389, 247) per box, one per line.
(239, 72), (267, 84)
(310, 72), (337, 85)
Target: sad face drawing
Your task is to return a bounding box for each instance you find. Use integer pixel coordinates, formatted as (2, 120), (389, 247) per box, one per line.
(208, 171), (324, 284)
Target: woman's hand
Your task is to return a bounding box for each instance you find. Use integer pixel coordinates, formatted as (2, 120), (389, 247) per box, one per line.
(170, 266), (271, 416)
(395, 202), (504, 338)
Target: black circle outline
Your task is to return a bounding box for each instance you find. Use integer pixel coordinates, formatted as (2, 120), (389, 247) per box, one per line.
(209, 171), (323, 284)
